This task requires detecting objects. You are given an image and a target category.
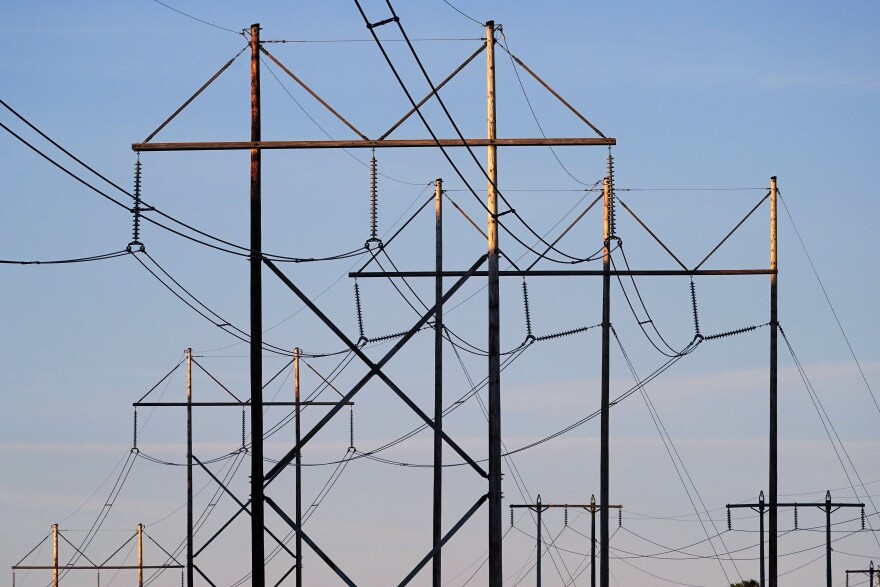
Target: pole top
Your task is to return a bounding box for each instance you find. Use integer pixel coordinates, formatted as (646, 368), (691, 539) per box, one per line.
(590, 494), (596, 505)
(759, 490), (765, 502)
(771, 176), (777, 181)
(826, 490), (832, 501)
(486, 20), (494, 28)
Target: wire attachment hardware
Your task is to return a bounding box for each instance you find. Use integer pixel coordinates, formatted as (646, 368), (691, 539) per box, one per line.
(510, 508), (514, 527)
(727, 507), (731, 531)
(861, 506), (866, 530)
(794, 504), (798, 529)
(133, 408), (138, 451)
(618, 507), (622, 528)
(564, 506), (568, 526)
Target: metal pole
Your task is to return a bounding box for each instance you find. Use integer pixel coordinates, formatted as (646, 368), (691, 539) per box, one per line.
(769, 175), (778, 587)
(591, 495), (597, 587)
(826, 491), (832, 587)
(536, 495), (542, 587)
(249, 22), (265, 587)
(53, 523), (58, 587)
(432, 178), (443, 587)
(485, 19), (503, 587)
(759, 491), (765, 587)
(186, 348), (193, 587)
(137, 523), (143, 587)
(294, 347), (302, 587)
(600, 177), (612, 587)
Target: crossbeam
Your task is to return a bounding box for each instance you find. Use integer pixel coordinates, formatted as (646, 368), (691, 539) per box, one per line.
(350, 269), (775, 278)
(132, 137), (615, 152)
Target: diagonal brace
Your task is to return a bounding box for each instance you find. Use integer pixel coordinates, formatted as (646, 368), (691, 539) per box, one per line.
(693, 191), (770, 271)
(266, 496), (357, 587)
(616, 195), (688, 271)
(263, 255), (488, 484)
(397, 493), (488, 586)
(193, 456), (297, 562)
(379, 43), (486, 140)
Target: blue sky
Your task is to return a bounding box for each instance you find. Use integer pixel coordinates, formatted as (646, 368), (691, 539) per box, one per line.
(1, 2), (878, 585)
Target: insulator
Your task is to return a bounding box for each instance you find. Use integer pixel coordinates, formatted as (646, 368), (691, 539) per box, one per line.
(133, 409), (138, 450)
(241, 409), (246, 450)
(606, 150), (616, 238)
(690, 280), (701, 337)
(727, 507), (731, 531)
(132, 158), (142, 245)
(704, 324), (759, 341)
(510, 508), (514, 527)
(534, 323), (599, 342)
(97, 571), (100, 587)
(619, 508), (622, 528)
(794, 504), (798, 529)
(563, 506), (568, 526)
(349, 406), (355, 449)
(862, 506), (866, 530)
(354, 280), (365, 340)
(365, 329), (410, 344)
(846, 572), (849, 587)
(13, 570), (15, 587)
(521, 280), (533, 339)
(369, 152), (378, 240)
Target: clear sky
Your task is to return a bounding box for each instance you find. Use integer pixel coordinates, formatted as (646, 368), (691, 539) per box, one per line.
(1, 1), (878, 586)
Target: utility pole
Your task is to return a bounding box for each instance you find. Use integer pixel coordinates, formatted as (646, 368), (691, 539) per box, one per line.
(137, 523), (144, 587)
(510, 495), (549, 587)
(186, 348), (193, 587)
(730, 490), (864, 587)
(769, 175), (778, 587)
(433, 177), (443, 587)
(294, 347), (302, 587)
(846, 560), (875, 587)
(485, 19), (503, 587)
(727, 491), (767, 587)
(248, 22), (265, 587)
(600, 172), (613, 587)
(52, 523), (58, 587)
(510, 495), (621, 587)
(588, 495), (622, 587)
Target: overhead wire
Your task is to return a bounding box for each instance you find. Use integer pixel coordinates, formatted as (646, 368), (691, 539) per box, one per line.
(612, 326), (740, 584)
(352, 0), (599, 266)
(147, 0), (243, 35)
(779, 326), (880, 549)
(777, 190), (880, 417)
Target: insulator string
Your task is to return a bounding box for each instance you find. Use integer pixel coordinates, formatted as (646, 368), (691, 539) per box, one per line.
(354, 280), (366, 342)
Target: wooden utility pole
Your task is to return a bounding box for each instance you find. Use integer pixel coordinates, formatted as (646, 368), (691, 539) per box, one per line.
(137, 524), (144, 587)
(510, 496), (621, 587)
(485, 19), (503, 587)
(294, 347), (302, 587)
(52, 523), (58, 587)
(768, 176), (778, 587)
(186, 348), (193, 587)
(433, 178), (444, 587)
(600, 175), (612, 587)
(249, 22), (266, 587)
